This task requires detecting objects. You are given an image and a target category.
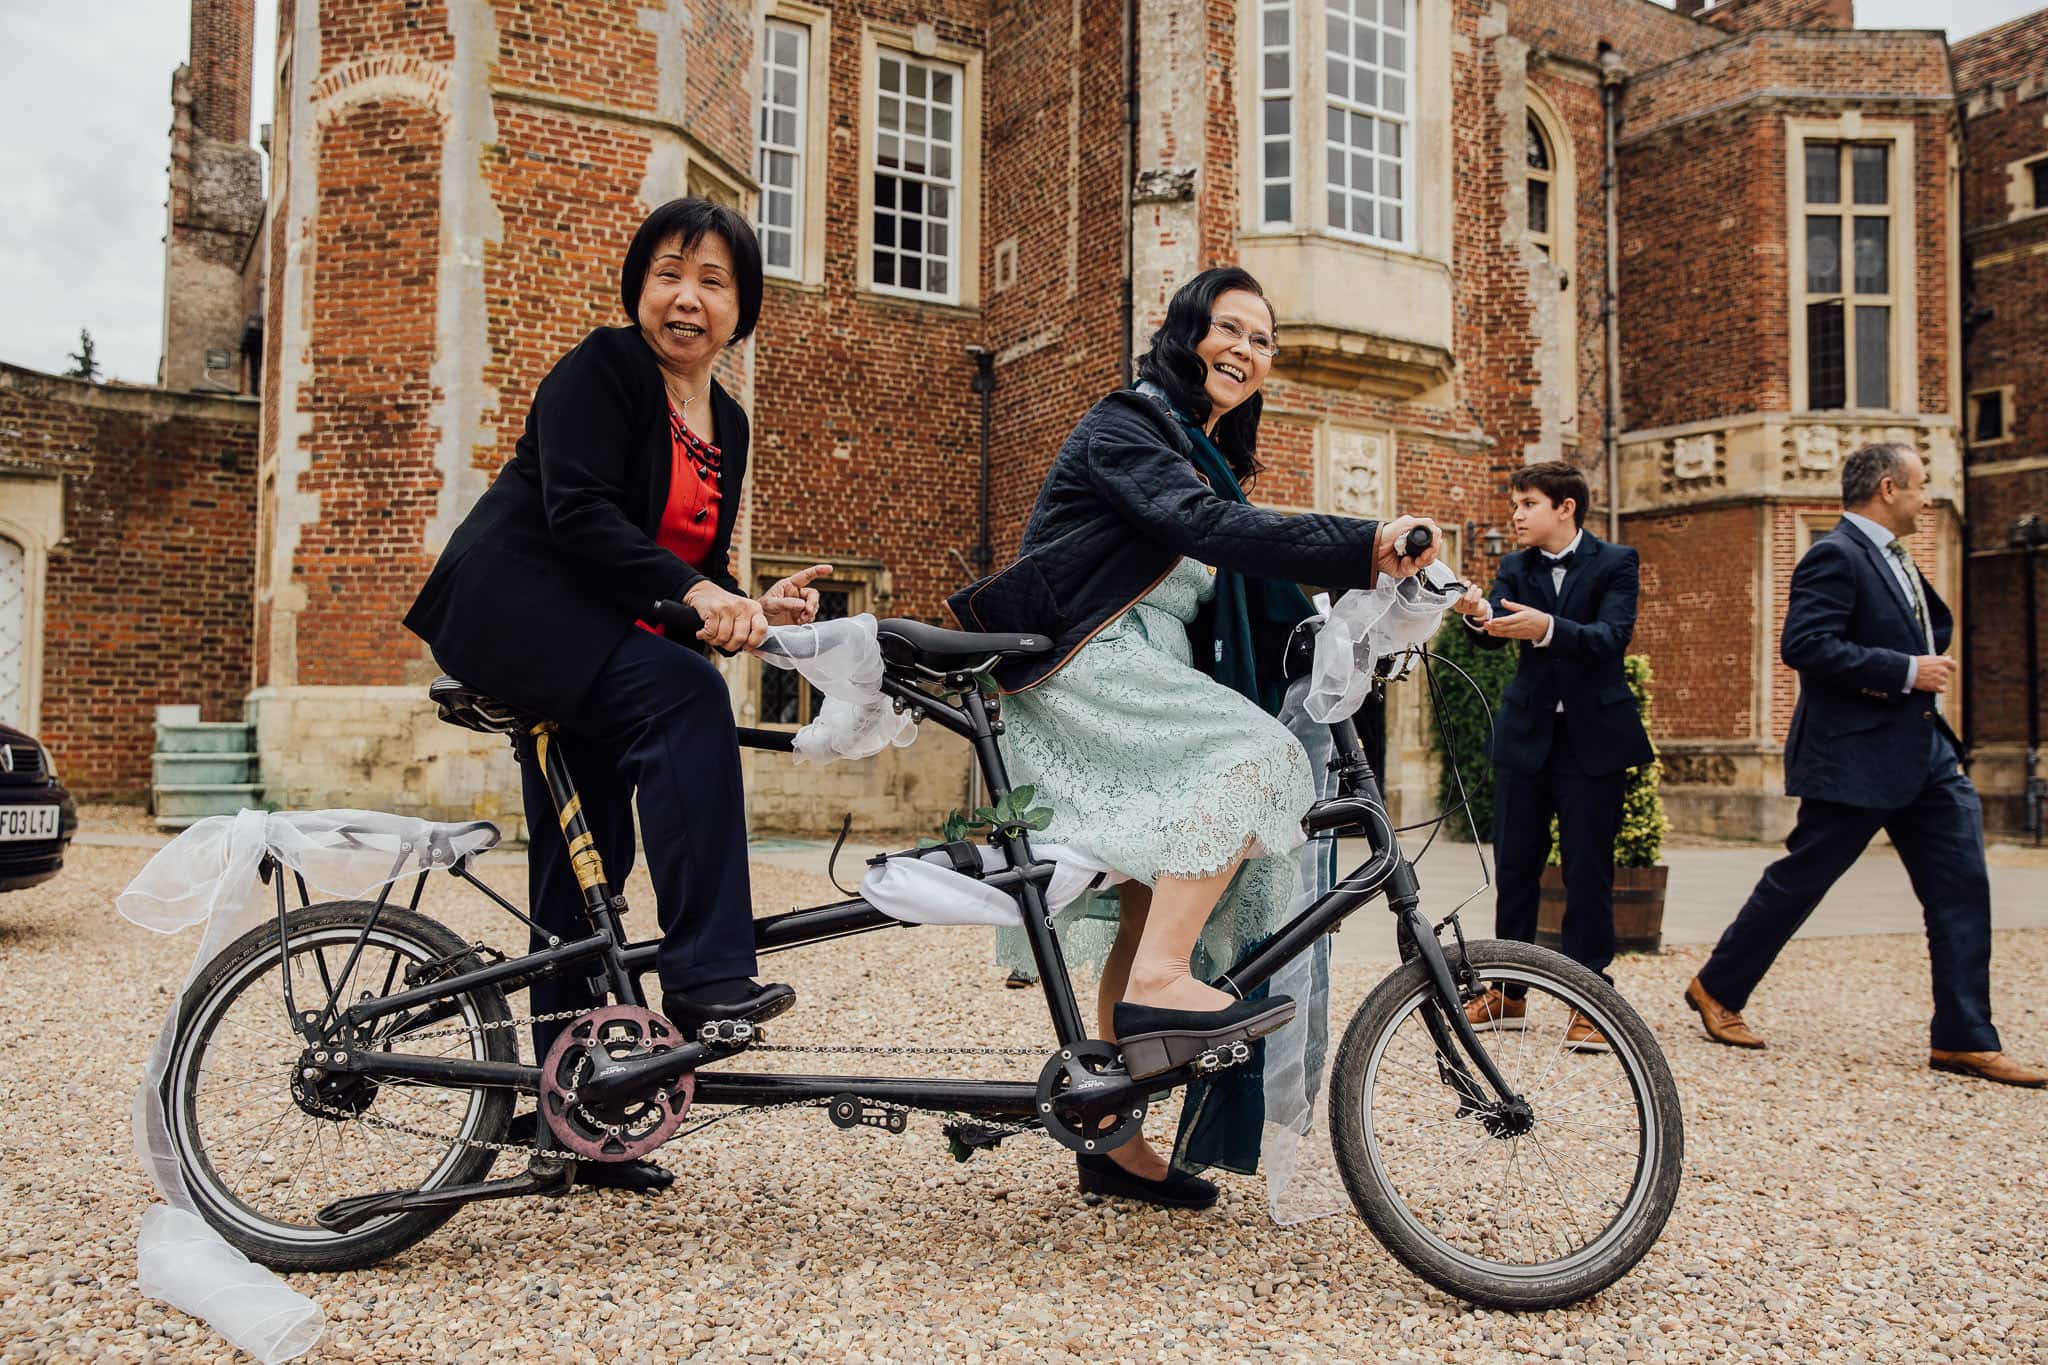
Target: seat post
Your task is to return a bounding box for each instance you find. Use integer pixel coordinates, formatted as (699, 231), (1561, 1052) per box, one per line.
(530, 721), (636, 1002)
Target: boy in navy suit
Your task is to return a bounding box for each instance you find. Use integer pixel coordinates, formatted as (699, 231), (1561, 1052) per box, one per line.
(1456, 462), (1654, 1051)
(1684, 443), (2041, 1087)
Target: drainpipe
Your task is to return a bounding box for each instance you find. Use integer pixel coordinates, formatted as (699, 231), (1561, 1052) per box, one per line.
(966, 346), (996, 575)
(1599, 46), (1627, 542)
(1121, 0), (1138, 385)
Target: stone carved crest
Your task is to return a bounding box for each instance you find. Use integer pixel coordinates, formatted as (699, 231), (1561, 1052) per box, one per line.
(1787, 424), (1841, 474)
(1326, 426), (1392, 518)
(1669, 432), (1720, 483)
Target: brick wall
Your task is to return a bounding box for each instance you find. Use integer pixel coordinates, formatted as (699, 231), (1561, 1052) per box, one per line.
(1680, 0), (1854, 34)
(0, 365), (257, 798)
(1510, 0), (1720, 71)
(1958, 16), (2048, 790)
(1627, 504), (1759, 740)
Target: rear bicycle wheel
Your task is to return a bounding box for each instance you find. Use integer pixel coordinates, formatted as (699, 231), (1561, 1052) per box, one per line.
(1330, 939), (1683, 1309)
(162, 902), (518, 1271)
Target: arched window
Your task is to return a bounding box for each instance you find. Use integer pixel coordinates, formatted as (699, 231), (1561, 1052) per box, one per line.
(1526, 114), (1554, 257)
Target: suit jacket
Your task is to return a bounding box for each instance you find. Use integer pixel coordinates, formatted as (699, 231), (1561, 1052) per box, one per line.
(1473, 533), (1654, 776)
(404, 325), (747, 720)
(1781, 519), (1959, 809)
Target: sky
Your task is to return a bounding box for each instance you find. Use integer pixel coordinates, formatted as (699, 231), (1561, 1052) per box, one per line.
(0, 1), (2040, 386)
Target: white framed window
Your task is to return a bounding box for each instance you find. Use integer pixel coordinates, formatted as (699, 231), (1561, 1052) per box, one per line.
(1323, 0), (1411, 248)
(757, 18), (808, 278)
(1257, 0), (1296, 226)
(871, 50), (961, 302)
(1800, 139), (1896, 411)
(1968, 386), (2014, 447)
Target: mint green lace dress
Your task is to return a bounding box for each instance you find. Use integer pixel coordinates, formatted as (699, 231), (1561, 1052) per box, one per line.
(994, 556), (1315, 975)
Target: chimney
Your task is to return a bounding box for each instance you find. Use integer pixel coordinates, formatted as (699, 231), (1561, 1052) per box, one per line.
(188, 0), (255, 145)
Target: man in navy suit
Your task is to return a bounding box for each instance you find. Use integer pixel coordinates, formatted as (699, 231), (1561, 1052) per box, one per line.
(1684, 443), (2042, 1087)
(1456, 462), (1655, 1052)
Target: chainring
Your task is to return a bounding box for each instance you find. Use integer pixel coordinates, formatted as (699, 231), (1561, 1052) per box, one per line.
(539, 1005), (695, 1161)
(1035, 1040), (1146, 1155)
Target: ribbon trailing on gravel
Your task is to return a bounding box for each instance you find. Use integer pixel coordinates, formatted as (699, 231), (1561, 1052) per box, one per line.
(117, 810), (502, 1363)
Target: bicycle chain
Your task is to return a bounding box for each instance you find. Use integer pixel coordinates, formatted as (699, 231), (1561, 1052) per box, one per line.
(310, 1013), (1048, 1161)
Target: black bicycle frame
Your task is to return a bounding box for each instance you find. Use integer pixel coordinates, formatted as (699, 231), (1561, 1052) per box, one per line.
(321, 651), (1525, 1122)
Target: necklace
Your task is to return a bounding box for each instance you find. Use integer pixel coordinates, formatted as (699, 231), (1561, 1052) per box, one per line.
(664, 374), (709, 413)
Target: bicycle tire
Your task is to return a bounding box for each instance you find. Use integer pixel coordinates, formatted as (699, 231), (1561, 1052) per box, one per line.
(1330, 938), (1683, 1309)
(163, 901), (517, 1271)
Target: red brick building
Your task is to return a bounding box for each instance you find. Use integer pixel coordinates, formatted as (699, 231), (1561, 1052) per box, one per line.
(14, 0), (2044, 840)
(1954, 12), (2048, 837)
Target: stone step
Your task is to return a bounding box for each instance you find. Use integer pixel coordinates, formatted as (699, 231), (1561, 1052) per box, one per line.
(155, 721), (257, 755)
(153, 752), (259, 785)
(154, 783), (266, 830)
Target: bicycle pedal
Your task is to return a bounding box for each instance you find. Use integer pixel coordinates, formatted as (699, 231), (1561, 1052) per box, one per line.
(1191, 1040), (1254, 1074)
(943, 1121), (1014, 1162)
(696, 1018), (756, 1048)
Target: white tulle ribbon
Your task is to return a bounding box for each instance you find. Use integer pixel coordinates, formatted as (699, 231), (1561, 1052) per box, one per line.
(754, 615), (918, 762)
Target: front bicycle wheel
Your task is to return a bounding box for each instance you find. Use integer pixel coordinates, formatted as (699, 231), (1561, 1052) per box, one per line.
(162, 901), (518, 1271)
(1330, 939), (1683, 1309)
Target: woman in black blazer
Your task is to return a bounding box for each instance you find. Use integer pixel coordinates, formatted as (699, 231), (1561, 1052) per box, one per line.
(406, 199), (821, 1190)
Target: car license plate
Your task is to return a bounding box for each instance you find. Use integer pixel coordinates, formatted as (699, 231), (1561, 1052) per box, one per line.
(0, 806), (58, 842)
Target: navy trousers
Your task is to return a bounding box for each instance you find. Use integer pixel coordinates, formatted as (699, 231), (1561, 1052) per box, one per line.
(1492, 714), (1627, 991)
(518, 627), (758, 1062)
(1697, 728), (1999, 1053)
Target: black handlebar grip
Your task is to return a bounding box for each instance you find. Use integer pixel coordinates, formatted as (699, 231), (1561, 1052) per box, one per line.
(1399, 524), (1434, 559)
(651, 599), (706, 638)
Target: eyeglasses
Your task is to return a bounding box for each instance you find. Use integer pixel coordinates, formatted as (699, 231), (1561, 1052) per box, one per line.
(1209, 316), (1280, 358)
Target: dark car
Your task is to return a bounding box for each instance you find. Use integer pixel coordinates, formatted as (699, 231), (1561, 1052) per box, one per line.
(0, 725), (76, 891)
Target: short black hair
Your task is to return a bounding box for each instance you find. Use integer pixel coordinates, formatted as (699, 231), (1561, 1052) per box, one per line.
(1134, 266), (1276, 483)
(1840, 442), (1916, 507)
(619, 197), (764, 347)
(1509, 460), (1591, 528)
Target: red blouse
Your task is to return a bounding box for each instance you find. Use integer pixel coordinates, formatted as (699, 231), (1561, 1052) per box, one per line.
(638, 403), (724, 635)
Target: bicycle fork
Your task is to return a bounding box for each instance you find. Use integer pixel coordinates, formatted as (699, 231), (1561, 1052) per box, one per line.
(1387, 863), (1527, 1120)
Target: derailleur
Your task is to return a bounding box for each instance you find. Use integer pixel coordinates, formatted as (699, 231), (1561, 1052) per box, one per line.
(826, 1093), (909, 1134)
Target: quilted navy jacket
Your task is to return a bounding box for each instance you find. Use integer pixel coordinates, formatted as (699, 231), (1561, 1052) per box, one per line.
(947, 387), (1383, 693)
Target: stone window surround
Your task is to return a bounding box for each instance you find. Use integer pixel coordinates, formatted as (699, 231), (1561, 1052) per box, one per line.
(0, 476), (64, 735)
(1524, 83), (1578, 442)
(1785, 113), (1919, 418)
(855, 23), (984, 311)
(746, 556), (889, 729)
(1237, 0), (1446, 258)
(760, 0), (832, 288)
(1232, 0), (1453, 392)
(2002, 150), (2048, 220)
(1967, 384), (2015, 448)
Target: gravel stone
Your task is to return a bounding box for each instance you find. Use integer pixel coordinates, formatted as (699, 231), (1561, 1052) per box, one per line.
(2, 826), (2043, 1361)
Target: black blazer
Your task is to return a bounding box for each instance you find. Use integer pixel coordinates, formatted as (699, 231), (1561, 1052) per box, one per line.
(1472, 532), (1654, 777)
(403, 325), (747, 720)
(948, 388), (1380, 693)
(1781, 519), (1958, 809)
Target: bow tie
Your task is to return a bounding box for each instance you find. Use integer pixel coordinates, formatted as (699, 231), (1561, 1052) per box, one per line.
(1543, 550), (1576, 570)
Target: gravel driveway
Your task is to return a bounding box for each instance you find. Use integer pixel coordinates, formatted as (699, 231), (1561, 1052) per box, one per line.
(2, 838), (2043, 1363)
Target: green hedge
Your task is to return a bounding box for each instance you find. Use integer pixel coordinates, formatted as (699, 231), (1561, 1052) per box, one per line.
(1423, 625), (1669, 868)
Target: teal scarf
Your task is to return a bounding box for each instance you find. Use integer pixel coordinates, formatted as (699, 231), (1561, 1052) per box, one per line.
(1148, 387), (1315, 717)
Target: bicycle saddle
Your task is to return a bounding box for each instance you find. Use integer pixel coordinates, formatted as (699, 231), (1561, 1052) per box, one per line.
(875, 618), (1053, 671)
(428, 675), (543, 735)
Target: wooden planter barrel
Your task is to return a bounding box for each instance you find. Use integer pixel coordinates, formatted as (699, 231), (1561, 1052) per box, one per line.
(1534, 864), (1668, 954)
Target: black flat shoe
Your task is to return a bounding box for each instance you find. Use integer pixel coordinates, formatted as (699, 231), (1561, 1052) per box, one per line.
(507, 1113), (675, 1192)
(1111, 994), (1297, 1080)
(661, 979), (796, 1036)
(1076, 1153), (1218, 1210)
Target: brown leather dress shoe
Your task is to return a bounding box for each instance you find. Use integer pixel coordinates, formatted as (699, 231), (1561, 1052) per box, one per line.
(1684, 976), (1767, 1049)
(1562, 1011), (1611, 1053)
(1929, 1050), (2048, 1088)
(1463, 987), (1526, 1031)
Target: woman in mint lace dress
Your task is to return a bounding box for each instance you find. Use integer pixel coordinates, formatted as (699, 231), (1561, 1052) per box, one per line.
(949, 268), (1454, 1207)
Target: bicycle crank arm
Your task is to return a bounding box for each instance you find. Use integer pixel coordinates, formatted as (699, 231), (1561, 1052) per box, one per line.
(316, 1158), (573, 1233)
(575, 1038), (720, 1110)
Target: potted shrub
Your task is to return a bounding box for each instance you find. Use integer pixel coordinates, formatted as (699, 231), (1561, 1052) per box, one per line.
(1536, 654), (1671, 952)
